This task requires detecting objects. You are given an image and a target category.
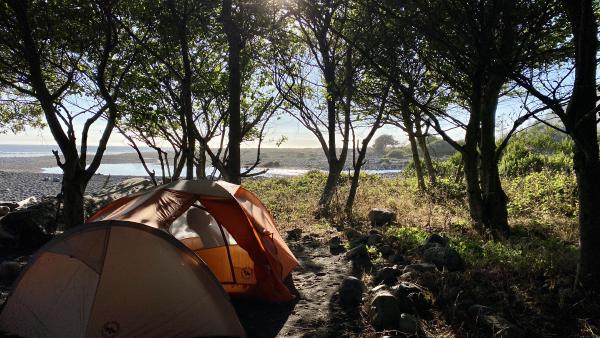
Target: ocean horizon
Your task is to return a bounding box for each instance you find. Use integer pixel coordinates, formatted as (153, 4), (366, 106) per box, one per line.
(0, 144), (150, 158)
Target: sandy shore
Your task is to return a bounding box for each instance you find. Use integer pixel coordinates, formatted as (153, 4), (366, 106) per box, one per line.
(0, 171), (136, 201)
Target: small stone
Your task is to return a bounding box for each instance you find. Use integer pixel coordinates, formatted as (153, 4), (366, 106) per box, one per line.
(403, 263), (438, 274)
(370, 284), (390, 294)
(286, 228), (302, 241)
(17, 196), (37, 209)
(398, 313), (418, 333)
(369, 291), (400, 330)
(368, 208), (396, 227)
(387, 252), (406, 264)
(52, 177), (61, 183)
(338, 276), (364, 307)
(374, 266), (400, 286)
(42, 177), (50, 182)
(423, 246), (464, 271)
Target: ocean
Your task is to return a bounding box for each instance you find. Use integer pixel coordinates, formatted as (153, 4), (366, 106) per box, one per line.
(0, 144), (148, 158)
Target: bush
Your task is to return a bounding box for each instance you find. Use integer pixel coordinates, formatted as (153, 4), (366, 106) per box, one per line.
(505, 170), (578, 217)
(384, 148), (406, 159)
(499, 126), (573, 176)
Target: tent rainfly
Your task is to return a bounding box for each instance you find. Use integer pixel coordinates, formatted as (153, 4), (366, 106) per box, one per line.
(0, 220), (246, 338)
(88, 180), (299, 302)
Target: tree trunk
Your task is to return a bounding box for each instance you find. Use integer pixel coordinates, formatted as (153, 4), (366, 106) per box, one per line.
(61, 164), (86, 229)
(402, 107), (426, 191)
(462, 103), (485, 231)
(196, 142), (206, 179)
(319, 161), (343, 216)
(222, 0), (242, 184)
(562, 0), (600, 290)
(479, 84), (509, 237)
(415, 115), (436, 186)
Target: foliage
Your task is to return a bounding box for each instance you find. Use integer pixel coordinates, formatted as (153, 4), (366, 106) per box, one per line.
(373, 134), (399, 154)
(500, 126), (573, 176)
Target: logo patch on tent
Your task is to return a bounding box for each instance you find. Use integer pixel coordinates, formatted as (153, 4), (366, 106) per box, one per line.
(241, 267), (254, 280)
(101, 321), (120, 337)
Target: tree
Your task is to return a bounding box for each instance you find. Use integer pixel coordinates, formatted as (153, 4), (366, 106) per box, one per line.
(275, 0), (356, 215)
(511, 0), (600, 290)
(370, 0), (564, 237)
(372, 134), (398, 154)
(0, 0), (135, 228)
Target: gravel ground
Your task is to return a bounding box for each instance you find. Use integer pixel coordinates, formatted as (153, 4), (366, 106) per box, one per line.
(0, 171), (136, 201)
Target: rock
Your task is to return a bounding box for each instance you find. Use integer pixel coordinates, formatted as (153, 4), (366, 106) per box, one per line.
(344, 227), (367, 244)
(369, 291), (401, 330)
(17, 196), (37, 209)
(42, 177), (50, 182)
(426, 233), (448, 247)
(387, 252), (406, 264)
(379, 245), (394, 258)
(0, 200), (57, 249)
(374, 266), (400, 286)
(0, 202), (19, 211)
(329, 236), (346, 255)
(403, 263), (437, 274)
(367, 233), (383, 246)
(368, 208), (396, 227)
(370, 284), (390, 294)
(392, 281), (423, 298)
(398, 313), (419, 334)
(0, 261), (23, 281)
(346, 244), (369, 260)
(0, 206), (9, 217)
(286, 228), (302, 241)
(262, 161), (281, 168)
(468, 305), (524, 338)
(408, 292), (431, 314)
(423, 246), (464, 271)
(338, 276), (364, 307)
(52, 177), (61, 183)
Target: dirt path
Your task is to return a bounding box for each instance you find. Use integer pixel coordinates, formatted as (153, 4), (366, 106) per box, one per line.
(234, 233), (365, 337)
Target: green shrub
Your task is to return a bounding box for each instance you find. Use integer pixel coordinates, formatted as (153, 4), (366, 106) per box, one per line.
(505, 170), (578, 217)
(385, 148), (406, 159)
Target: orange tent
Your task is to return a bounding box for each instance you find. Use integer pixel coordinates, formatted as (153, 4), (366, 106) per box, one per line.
(88, 180), (299, 302)
(0, 220), (246, 338)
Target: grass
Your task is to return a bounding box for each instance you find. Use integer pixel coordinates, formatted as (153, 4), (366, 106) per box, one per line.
(243, 169), (593, 336)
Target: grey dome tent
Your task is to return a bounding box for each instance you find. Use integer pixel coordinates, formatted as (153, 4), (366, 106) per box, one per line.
(0, 220), (246, 338)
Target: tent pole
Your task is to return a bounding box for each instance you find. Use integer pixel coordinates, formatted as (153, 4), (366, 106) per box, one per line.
(216, 220), (237, 284)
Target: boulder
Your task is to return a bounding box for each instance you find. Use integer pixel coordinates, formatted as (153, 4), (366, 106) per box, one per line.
(408, 292), (431, 314)
(0, 202), (19, 211)
(374, 266), (400, 286)
(403, 263), (438, 274)
(346, 244), (369, 260)
(379, 245), (395, 258)
(468, 305), (524, 338)
(329, 236), (346, 255)
(368, 208), (396, 227)
(387, 252), (406, 264)
(423, 246), (464, 271)
(367, 233), (383, 246)
(17, 196), (38, 209)
(338, 276), (364, 307)
(0, 206), (9, 217)
(392, 281), (423, 298)
(398, 313), (419, 334)
(0, 261), (23, 281)
(426, 233), (448, 247)
(369, 291), (400, 330)
(286, 228), (302, 241)
(0, 199), (57, 249)
(344, 227), (367, 244)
